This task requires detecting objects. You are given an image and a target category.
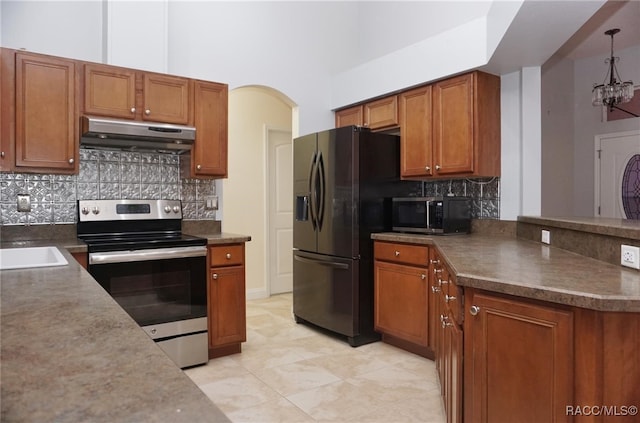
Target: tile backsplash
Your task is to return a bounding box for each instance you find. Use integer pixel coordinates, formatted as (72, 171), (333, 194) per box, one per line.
(421, 177), (500, 219)
(0, 148), (216, 225)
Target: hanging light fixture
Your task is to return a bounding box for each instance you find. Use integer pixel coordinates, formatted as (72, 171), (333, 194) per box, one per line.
(592, 28), (634, 112)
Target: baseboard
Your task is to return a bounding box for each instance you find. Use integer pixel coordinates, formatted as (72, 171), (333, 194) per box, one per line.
(246, 288), (269, 301)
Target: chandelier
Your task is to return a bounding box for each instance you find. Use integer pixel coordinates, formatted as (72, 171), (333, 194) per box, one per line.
(591, 28), (634, 113)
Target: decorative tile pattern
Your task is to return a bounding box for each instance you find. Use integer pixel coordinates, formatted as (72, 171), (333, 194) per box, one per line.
(421, 177), (500, 219)
(0, 148), (217, 226)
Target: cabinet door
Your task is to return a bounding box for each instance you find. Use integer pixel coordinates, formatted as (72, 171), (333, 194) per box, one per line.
(399, 85), (433, 177)
(374, 260), (428, 346)
(15, 52), (77, 172)
(464, 291), (574, 423)
(142, 73), (190, 124)
(364, 96), (398, 130)
(335, 105), (363, 128)
(1, 48), (15, 171)
(433, 73), (474, 176)
(448, 317), (463, 423)
(84, 64), (136, 119)
(208, 265), (246, 347)
(191, 80), (228, 177)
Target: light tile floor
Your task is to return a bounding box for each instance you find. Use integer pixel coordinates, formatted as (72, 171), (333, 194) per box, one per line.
(184, 293), (445, 423)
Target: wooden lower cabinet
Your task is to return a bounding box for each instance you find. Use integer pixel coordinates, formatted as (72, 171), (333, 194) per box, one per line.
(208, 243), (246, 358)
(373, 241), (430, 356)
(464, 289), (574, 423)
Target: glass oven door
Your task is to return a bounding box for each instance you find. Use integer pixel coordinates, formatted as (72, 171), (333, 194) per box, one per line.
(88, 246), (207, 326)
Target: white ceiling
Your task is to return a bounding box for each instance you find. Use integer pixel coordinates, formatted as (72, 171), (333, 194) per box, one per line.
(483, 0), (640, 75)
(554, 0), (640, 60)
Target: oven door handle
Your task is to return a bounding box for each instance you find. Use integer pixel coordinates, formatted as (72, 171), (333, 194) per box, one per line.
(89, 246), (207, 265)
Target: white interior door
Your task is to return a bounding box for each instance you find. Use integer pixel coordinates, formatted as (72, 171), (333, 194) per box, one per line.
(267, 128), (293, 294)
(596, 130), (640, 218)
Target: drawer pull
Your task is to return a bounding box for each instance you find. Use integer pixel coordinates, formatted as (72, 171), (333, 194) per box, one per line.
(470, 305), (480, 316)
(212, 273), (218, 280)
(421, 273), (426, 280)
(434, 268), (442, 274)
(394, 251), (400, 257)
(430, 259), (440, 265)
(445, 294), (456, 303)
(226, 253), (232, 259)
(432, 286), (440, 293)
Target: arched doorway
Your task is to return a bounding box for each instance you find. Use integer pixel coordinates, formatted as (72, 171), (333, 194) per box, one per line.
(224, 85), (297, 299)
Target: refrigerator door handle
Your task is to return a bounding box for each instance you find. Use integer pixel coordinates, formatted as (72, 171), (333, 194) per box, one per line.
(316, 151), (325, 231)
(308, 152), (318, 230)
(294, 254), (349, 269)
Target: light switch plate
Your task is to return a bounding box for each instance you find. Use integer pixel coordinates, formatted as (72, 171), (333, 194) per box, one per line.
(204, 195), (218, 211)
(17, 194), (31, 212)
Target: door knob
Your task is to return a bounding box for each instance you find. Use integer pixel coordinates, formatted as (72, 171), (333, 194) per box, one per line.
(226, 253), (231, 259)
(470, 305), (480, 316)
(212, 273), (218, 280)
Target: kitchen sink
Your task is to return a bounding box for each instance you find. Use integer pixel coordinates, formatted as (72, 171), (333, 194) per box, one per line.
(0, 246), (69, 270)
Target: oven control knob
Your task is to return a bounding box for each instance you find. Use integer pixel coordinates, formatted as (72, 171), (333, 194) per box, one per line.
(172, 206), (180, 214)
(81, 207), (90, 215)
(164, 206), (171, 214)
(91, 207), (100, 215)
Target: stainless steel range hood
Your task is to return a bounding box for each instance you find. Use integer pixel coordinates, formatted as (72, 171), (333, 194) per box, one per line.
(80, 116), (196, 154)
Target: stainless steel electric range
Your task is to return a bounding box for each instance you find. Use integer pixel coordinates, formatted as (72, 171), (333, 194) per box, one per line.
(77, 199), (208, 368)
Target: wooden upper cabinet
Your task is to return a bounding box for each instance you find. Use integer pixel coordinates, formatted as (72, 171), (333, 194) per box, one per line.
(142, 73), (190, 125)
(335, 96), (398, 130)
(15, 52), (78, 173)
(335, 105), (363, 128)
(0, 48), (15, 172)
(84, 64), (136, 119)
(400, 85), (433, 177)
(432, 71), (500, 178)
(83, 64), (191, 125)
(188, 80), (228, 178)
(364, 95), (398, 130)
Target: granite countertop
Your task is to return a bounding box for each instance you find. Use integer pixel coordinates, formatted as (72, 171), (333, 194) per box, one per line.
(372, 233), (640, 312)
(518, 215), (640, 240)
(0, 242), (232, 422)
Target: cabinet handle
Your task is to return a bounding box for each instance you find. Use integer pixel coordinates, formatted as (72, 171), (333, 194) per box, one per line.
(438, 278), (448, 286)
(445, 294), (456, 303)
(212, 273), (218, 280)
(145, 109), (151, 116)
(425, 166), (431, 172)
(434, 268), (442, 274)
(440, 314), (452, 328)
(430, 259), (440, 265)
(394, 251), (400, 257)
(226, 253), (231, 259)
(470, 305), (480, 316)
(68, 158), (74, 164)
(435, 165), (441, 171)
(421, 273), (426, 280)
(130, 107), (136, 113)
(432, 286), (440, 293)
(196, 164), (202, 170)
(0, 151), (4, 158)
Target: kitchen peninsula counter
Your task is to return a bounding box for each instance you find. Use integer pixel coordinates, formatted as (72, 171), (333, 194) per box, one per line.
(372, 232), (640, 312)
(0, 245), (230, 422)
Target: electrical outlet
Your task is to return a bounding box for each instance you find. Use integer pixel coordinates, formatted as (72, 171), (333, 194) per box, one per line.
(541, 230), (551, 244)
(17, 194), (31, 212)
(621, 245), (640, 270)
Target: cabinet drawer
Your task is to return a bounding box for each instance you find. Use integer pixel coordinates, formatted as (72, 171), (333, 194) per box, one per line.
(374, 242), (429, 266)
(209, 244), (244, 267)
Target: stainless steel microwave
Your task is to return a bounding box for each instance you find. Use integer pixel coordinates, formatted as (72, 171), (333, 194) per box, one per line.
(391, 197), (471, 234)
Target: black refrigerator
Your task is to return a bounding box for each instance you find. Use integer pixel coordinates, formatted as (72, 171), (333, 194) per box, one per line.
(292, 125), (402, 347)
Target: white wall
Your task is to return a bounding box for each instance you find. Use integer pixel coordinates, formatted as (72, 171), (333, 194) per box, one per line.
(0, 0), (103, 62)
(541, 58), (574, 216)
(499, 67), (542, 220)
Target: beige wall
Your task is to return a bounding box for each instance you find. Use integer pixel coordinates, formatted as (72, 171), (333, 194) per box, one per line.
(224, 86), (294, 298)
